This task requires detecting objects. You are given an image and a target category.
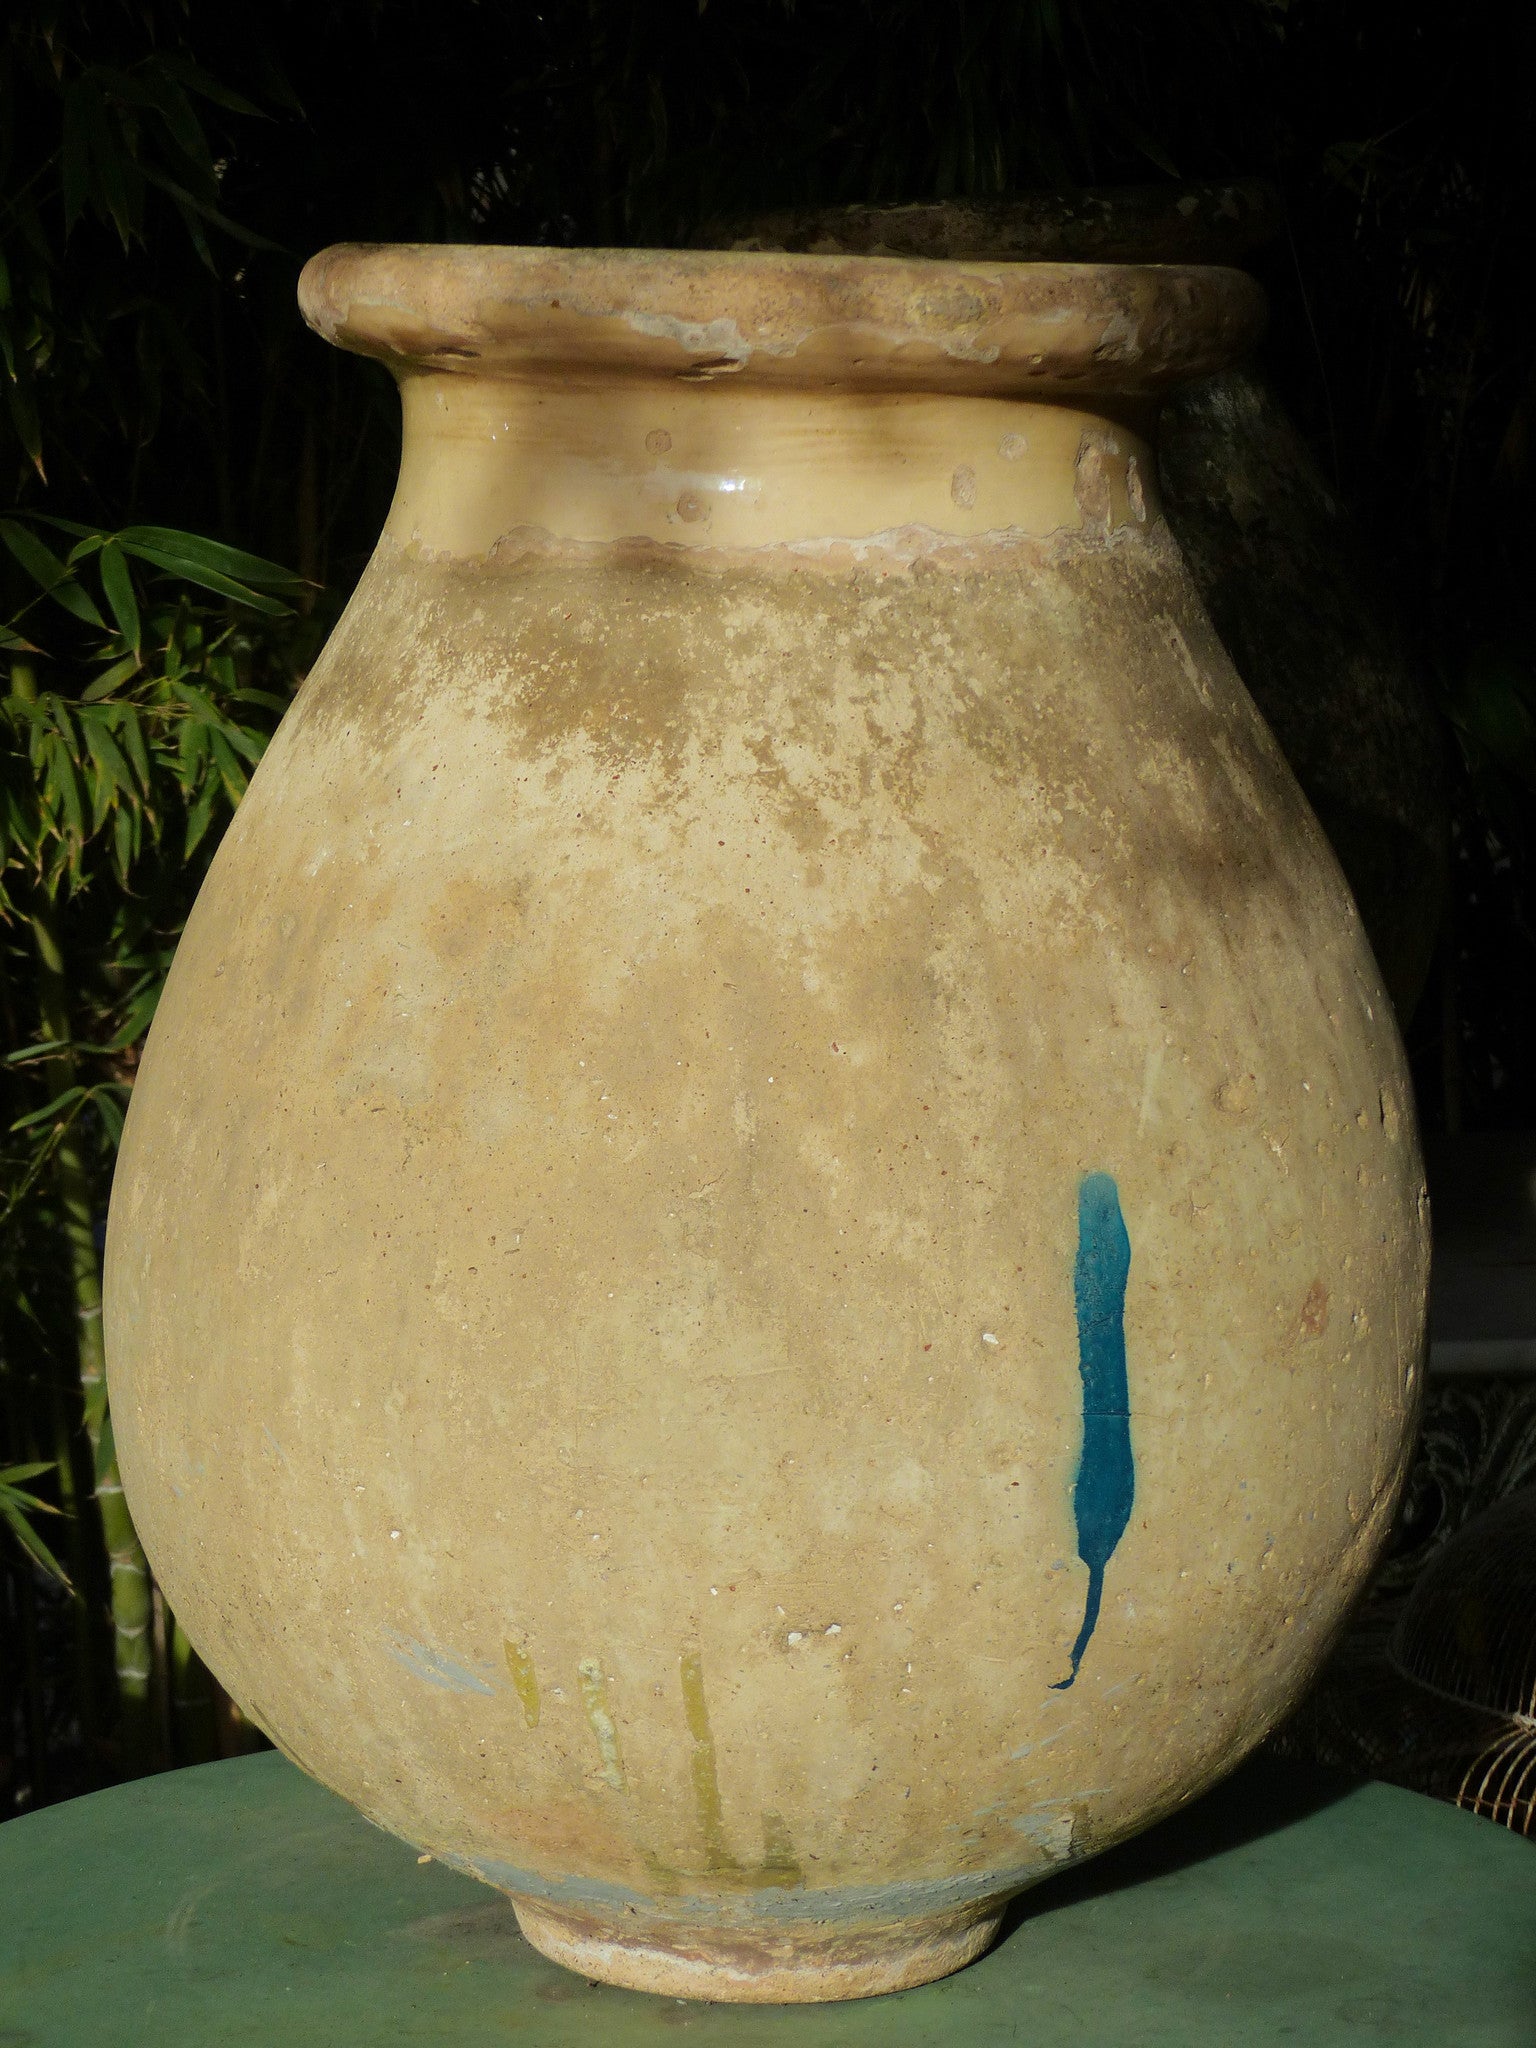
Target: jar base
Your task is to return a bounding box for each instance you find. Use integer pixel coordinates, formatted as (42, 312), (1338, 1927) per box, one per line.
(509, 1894), (1005, 2003)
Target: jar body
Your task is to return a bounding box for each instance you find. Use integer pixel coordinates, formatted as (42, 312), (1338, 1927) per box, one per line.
(105, 347), (1426, 2000)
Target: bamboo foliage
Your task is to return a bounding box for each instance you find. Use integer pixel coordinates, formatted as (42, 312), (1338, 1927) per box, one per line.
(1, 522), (304, 895)
(1, 528), (301, 1779)
(0, 1460), (68, 1585)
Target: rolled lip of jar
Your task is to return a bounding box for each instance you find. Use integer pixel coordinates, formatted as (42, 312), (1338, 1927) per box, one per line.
(298, 243), (1266, 399)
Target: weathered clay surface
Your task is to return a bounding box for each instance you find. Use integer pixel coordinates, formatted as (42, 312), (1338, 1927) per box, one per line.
(725, 194), (1448, 1020)
(103, 246), (1426, 2002)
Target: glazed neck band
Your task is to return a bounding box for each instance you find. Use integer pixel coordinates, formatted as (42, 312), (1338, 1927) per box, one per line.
(386, 376), (1155, 556)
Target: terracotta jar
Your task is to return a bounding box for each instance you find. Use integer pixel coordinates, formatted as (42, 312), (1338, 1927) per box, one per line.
(104, 247), (1428, 2004)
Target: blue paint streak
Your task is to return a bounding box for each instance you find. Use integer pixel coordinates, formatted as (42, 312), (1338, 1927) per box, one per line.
(387, 1638), (498, 1697)
(1051, 1172), (1133, 1691)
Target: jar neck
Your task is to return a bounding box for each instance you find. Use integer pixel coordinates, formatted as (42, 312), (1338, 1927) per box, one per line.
(385, 371), (1158, 560)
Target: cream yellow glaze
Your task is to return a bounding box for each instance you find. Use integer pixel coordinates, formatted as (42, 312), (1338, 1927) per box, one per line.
(390, 375), (1151, 555)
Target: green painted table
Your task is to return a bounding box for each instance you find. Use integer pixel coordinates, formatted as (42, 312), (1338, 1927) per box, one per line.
(1, 1752), (1532, 2046)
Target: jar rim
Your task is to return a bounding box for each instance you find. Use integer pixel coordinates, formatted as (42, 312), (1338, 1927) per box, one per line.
(299, 242), (1265, 399)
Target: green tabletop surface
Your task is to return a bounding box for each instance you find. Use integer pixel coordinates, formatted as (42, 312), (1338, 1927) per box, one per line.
(1, 1750), (1532, 2046)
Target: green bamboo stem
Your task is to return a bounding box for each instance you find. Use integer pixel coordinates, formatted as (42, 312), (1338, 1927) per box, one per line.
(29, 905), (155, 1772)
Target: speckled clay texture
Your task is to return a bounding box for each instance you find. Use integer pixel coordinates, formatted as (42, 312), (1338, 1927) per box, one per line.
(103, 246), (1426, 2003)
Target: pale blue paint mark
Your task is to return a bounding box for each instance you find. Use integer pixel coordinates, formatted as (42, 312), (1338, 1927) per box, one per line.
(1009, 1724), (1069, 1761)
(387, 1637), (497, 1697)
(1052, 1172), (1133, 1691)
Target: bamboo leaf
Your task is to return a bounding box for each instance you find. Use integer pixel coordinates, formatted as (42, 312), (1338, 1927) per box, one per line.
(208, 726), (248, 802)
(4, 361), (46, 480)
(42, 732), (86, 844)
(89, 99), (143, 251)
(1, 519), (71, 590)
(86, 759), (114, 835)
(10, 1086), (87, 1132)
(95, 1088), (127, 1147)
(222, 722), (268, 768)
(107, 982), (163, 1049)
(98, 542), (142, 655)
(6, 1035), (144, 1065)
(126, 547), (292, 614)
(0, 1487), (74, 1592)
(173, 681), (220, 724)
(82, 653), (142, 701)
(82, 712), (136, 800)
(139, 165), (286, 256)
(115, 707), (151, 786)
(177, 718), (210, 778)
(164, 188), (215, 272)
(183, 777), (217, 856)
(120, 64), (212, 168)
(0, 520), (107, 627)
(112, 799), (135, 880)
(43, 694), (80, 751)
(5, 1040), (94, 1066)
(0, 1127), (67, 1231)
(117, 526), (306, 593)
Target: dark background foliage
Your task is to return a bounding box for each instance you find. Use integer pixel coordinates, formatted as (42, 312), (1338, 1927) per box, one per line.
(2, 0), (1533, 1812)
